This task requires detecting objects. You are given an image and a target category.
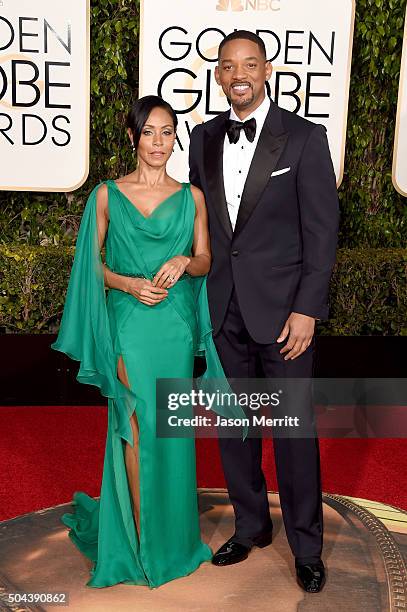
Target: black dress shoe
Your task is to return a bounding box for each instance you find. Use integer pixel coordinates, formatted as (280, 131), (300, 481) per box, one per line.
(212, 532), (273, 566)
(212, 540), (250, 566)
(296, 560), (326, 593)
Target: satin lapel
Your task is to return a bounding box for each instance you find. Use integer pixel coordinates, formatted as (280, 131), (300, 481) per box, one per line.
(203, 114), (233, 240)
(233, 103), (289, 238)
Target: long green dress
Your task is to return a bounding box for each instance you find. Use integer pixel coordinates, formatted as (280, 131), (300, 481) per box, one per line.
(51, 180), (244, 589)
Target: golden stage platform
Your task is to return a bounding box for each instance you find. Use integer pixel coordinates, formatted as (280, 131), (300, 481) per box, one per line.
(1, 490), (406, 612)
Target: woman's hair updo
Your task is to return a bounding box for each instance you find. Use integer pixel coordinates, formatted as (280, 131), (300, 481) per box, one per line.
(126, 95), (178, 150)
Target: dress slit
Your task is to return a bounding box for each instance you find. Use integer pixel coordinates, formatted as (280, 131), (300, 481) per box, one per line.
(117, 354), (141, 540)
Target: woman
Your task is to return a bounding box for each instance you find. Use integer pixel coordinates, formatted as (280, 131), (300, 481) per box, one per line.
(52, 95), (244, 589)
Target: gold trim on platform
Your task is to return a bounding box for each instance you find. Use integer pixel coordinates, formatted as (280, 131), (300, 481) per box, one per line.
(323, 492), (407, 612)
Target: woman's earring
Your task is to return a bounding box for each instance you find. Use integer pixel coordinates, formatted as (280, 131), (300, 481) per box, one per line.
(131, 142), (135, 152)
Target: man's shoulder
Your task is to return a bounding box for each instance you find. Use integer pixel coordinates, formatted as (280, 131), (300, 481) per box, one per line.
(275, 101), (326, 136)
(190, 111), (229, 139)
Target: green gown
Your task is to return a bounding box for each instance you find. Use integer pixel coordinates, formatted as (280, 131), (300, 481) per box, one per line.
(51, 180), (245, 589)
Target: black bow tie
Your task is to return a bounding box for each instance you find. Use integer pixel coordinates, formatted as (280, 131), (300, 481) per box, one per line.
(226, 117), (257, 144)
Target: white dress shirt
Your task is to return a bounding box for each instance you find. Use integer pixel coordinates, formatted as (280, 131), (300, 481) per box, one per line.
(223, 94), (271, 230)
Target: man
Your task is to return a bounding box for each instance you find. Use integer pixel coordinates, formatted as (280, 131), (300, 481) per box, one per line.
(188, 30), (339, 593)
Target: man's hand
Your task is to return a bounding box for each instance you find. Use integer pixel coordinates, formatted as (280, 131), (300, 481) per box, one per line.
(277, 312), (316, 360)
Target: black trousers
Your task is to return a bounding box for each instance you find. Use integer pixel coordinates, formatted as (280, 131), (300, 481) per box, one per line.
(213, 286), (323, 564)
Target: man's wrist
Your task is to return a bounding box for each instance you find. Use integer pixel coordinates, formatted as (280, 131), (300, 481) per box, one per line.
(292, 311), (316, 320)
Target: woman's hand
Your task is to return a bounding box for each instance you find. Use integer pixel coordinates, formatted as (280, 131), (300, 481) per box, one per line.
(125, 277), (168, 306)
(152, 255), (191, 288)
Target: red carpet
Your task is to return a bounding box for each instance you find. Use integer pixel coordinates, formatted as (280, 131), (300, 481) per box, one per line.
(0, 406), (406, 521)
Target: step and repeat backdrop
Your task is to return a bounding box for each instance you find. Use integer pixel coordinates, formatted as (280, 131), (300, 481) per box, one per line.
(0, 0), (90, 192)
(0, 1), (406, 196)
(139, 0), (355, 186)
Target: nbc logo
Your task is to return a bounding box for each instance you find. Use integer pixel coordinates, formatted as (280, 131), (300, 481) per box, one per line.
(216, 0), (281, 10)
(216, 0), (244, 9)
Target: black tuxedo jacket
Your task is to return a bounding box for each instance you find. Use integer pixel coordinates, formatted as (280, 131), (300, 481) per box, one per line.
(189, 98), (340, 343)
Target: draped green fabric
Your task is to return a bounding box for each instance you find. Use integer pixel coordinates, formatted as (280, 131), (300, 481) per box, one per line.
(51, 180), (245, 588)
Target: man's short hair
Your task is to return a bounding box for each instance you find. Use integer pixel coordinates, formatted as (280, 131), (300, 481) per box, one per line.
(218, 30), (267, 61)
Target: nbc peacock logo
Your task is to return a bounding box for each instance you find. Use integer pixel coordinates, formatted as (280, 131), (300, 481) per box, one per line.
(216, 0), (244, 9)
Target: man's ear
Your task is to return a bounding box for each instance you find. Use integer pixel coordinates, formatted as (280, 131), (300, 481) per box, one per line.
(265, 61), (273, 81)
(214, 65), (221, 86)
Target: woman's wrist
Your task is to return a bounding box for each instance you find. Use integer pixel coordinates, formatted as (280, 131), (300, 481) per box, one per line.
(121, 275), (130, 293)
(109, 270), (131, 293)
(184, 253), (210, 276)
(183, 255), (192, 272)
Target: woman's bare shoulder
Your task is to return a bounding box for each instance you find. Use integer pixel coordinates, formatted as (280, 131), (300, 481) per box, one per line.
(96, 181), (108, 199)
(190, 184), (206, 207)
(95, 182), (109, 218)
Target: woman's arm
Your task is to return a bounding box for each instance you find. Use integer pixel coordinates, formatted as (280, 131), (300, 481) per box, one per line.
(185, 185), (211, 276)
(152, 185), (211, 288)
(96, 183), (127, 292)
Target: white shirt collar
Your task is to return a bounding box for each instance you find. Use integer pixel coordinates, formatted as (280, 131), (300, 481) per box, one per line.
(229, 91), (271, 124)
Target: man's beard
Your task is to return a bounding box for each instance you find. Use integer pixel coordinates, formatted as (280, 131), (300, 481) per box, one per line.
(231, 89), (255, 109)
